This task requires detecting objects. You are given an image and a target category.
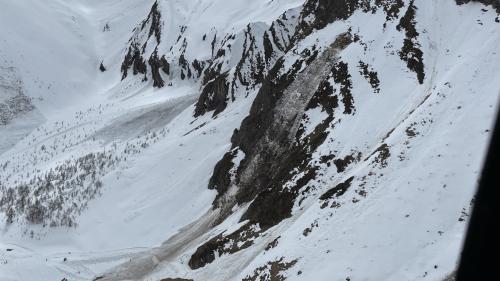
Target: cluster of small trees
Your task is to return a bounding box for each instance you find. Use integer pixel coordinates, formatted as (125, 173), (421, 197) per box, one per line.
(0, 128), (166, 228)
(0, 93), (34, 125)
(0, 100), (175, 230)
(0, 152), (113, 227)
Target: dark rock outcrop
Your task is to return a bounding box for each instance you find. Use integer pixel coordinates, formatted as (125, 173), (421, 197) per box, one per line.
(295, 0), (360, 41)
(194, 73), (230, 117)
(143, 1), (162, 44)
(263, 31), (274, 64)
(455, 0), (500, 14)
(210, 33), (353, 216)
(148, 50), (170, 88)
(331, 61), (355, 114)
(358, 61), (380, 93)
(319, 176), (354, 200)
(121, 1), (163, 84)
(375, 0), (405, 24)
(396, 0), (425, 84)
(121, 44), (147, 81)
(189, 223), (260, 269)
(242, 257), (298, 281)
(189, 34), (354, 269)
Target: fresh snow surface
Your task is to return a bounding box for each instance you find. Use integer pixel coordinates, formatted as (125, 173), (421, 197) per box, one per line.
(0, 0), (499, 281)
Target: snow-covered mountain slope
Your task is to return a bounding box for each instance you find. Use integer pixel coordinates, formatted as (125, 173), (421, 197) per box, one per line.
(0, 0), (498, 280)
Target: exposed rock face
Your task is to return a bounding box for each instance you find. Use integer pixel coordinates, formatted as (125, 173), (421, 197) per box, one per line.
(121, 44), (148, 81)
(242, 257), (298, 281)
(120, 0), (431, 117)
(375, 0), (405, 22)
(148, 50), (170, 88)
(396, 0), (425, 84)
(456, 0), (500, 13)
(194, 73), (229, 117)
(188, 33), (353, 269)
(1, 0), (498, 280)
(296, 0), (360, 39)
(294, 0), (409, 41)
(186, 0), (455, 270)
(319, 176), (354, 201)
(358, 61), (380, 93)
(119, 0), (500, 123)
(210, 33), (352, 208)
(194, 22), (285, 117)
(120, 3), (299, 118)
(121, 1), (165, 85)
(142, 1), (162, 44)
(189, 223), (261, 269)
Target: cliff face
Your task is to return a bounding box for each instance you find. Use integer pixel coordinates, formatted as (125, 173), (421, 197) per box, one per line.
(0, 0), (499, 281)
(113, 0), (500, 279)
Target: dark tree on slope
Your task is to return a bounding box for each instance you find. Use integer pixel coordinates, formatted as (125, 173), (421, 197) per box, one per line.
(26, 200), (46, 224)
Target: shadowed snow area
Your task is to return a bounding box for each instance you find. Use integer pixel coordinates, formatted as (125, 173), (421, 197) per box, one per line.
(0, 0), (499, 281)
(94, 94), (198, 143)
